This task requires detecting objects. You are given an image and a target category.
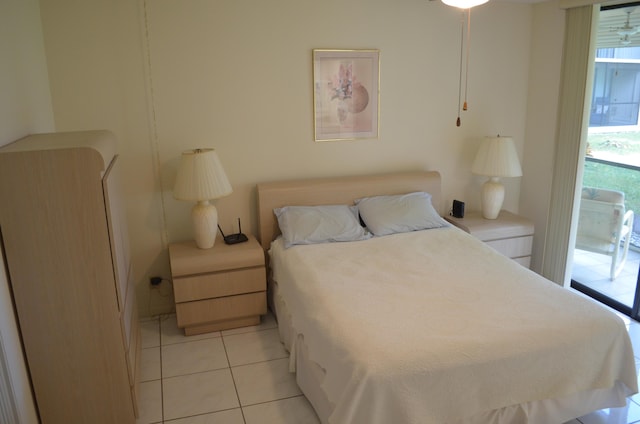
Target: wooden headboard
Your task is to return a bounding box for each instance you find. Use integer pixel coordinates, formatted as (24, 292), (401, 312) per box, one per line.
(256, 171), (442, 251)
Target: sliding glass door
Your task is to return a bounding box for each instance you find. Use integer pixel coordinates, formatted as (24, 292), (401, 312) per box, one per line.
(570, 3), (640, 320)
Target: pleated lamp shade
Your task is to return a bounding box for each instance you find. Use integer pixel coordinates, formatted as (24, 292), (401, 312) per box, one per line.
(471, 136), (522, 220)
(471, 136), (522, 178)
(173, 149), (232, 249)
(174, 149), (232, 201)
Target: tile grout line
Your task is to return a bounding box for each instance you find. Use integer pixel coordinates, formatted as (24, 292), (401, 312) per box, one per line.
(158, 316), (166, 424)
(221, 332), (248, 424)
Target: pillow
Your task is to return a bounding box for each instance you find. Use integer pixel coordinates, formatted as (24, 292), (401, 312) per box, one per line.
(274, 204), (371, 248)
(355, 192), (448, 236)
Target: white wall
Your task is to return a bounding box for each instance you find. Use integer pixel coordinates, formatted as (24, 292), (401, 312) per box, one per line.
(0, 1), (54, 143)
(36, 0), (565, 317)
(0, 0), (54, 421)
(39, 0), (169, 315)
(147, 0), (533, 240)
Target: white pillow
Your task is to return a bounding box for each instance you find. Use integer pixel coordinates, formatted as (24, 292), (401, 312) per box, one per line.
(274, 205), (371, 248)
(355, 192), (448, 236)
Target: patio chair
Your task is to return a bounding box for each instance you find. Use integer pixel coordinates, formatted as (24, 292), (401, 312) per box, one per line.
(575, 187), (634, 280)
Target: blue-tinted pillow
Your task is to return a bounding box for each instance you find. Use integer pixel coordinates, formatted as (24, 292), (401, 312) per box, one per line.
(274, 205), (371, 248)
(355, 192), (448, 236)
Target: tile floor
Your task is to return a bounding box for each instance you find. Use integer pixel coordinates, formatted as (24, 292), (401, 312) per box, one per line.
(136, 313), (318, 424)
(137, 310), (640, 424)
(572, 247), (640, 307)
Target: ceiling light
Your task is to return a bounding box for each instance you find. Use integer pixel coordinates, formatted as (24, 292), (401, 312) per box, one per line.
(441, 0), (489, 9)
(617, 27), (637, 36)
(615, 10), (637, 36)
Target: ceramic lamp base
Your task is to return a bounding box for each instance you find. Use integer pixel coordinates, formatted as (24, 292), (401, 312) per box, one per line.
(192, 200), (218, 249)
(481, 177), (504, 220)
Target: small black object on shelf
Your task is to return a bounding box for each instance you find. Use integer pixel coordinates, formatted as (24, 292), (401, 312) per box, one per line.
(451, 200), (465, 218)
(218, 218), (249, 245)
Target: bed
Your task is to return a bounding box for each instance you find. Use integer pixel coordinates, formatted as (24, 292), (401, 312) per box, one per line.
(256, 171), (638, 424)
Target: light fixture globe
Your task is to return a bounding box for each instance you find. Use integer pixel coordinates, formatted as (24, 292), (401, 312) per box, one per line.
(441, 0), (489, 9)
(618, 28), (638, 36)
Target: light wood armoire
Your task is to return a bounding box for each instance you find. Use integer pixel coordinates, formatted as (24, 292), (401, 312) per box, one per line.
(0, 131), (139, 423)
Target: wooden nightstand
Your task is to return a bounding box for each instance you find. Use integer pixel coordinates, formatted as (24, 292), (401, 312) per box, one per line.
(168, 234), (267, 335)
(445, 210), (535, 268)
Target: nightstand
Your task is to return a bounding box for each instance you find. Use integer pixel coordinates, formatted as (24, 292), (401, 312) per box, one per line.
(168, 234), (267, 335)
(445, 210), (534, 268)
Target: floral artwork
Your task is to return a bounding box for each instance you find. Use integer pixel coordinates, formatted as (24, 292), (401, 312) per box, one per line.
(313, 50), (379, 141)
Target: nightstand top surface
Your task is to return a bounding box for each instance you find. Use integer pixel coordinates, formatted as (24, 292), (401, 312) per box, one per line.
(169, 234), (264, 277)
(445, 210), (534, 241)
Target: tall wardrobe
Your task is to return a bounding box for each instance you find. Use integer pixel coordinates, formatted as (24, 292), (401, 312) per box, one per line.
(0, 130), (139, 423)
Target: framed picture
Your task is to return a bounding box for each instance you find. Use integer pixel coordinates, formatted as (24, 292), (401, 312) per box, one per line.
(313, 49), (380, 142)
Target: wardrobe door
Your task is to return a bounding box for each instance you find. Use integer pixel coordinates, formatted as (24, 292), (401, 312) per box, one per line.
(103, 156), (139, 413)
(103, 156), (131, 310)
(0, 145), (135, 423)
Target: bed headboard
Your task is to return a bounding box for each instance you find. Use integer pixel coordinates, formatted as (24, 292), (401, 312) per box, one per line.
(256, 171), (442, 251)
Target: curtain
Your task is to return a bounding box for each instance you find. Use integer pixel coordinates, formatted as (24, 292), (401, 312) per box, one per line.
(541, 5), (598, 285)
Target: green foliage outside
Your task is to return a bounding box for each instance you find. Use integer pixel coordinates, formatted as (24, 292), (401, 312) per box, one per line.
(587, 132), (640, 155)
(583, 132), (640, 217)
(582, 161), (640, 215)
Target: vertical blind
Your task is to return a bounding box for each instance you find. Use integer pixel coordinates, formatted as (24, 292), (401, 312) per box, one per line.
(541, 5), (598, 285)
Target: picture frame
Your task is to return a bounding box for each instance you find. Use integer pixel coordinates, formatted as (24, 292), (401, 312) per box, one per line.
(313, 49), (380, 142)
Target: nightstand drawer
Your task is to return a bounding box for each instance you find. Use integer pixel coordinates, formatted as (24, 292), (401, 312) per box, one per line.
(169, 235), (267, 334)
(173, 267), (266, 303)
(485, 236), (533, 258)
(176, 291), (267, 328)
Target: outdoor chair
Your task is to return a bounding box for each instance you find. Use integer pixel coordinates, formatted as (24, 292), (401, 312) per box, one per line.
(575, 186), (634, 280)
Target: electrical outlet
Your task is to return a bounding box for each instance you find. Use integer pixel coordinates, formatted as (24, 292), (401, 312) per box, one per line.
(150, 276), (162, 286)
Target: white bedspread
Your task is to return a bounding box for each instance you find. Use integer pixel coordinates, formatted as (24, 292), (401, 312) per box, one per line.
(270, 227), (637, 424)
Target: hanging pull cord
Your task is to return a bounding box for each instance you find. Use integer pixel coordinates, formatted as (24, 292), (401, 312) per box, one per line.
(456, 11), (464, 127)
(463, 8), (471, 111)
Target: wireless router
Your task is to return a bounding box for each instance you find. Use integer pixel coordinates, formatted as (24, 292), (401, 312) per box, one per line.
(218, 218), (248, 245)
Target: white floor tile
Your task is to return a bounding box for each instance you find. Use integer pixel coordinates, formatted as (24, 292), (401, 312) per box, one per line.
(224, 328), (288, 366)
(163, 408), (244, 424)
(628, 323), (640, 359)
(140, 347), (161, 382)
(243, 396), (320, 424)
(573, 265), (611, 283)
(571, 248), (640, 308)
(163, 369), (239, 421)
(160, 314), (221, 346)
(140, 317), (160, 349)
(577, 398), (640, 424)
(232, 358), (301, 406)
(162, 337), (229, 378)
(631, 360), (640, 406)
(221, 312), (278, 336)
(136, 380), (163, 424)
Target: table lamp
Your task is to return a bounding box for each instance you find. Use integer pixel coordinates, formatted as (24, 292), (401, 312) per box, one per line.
(173, 148), (232, 249)
(471, 135), (522, 220)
